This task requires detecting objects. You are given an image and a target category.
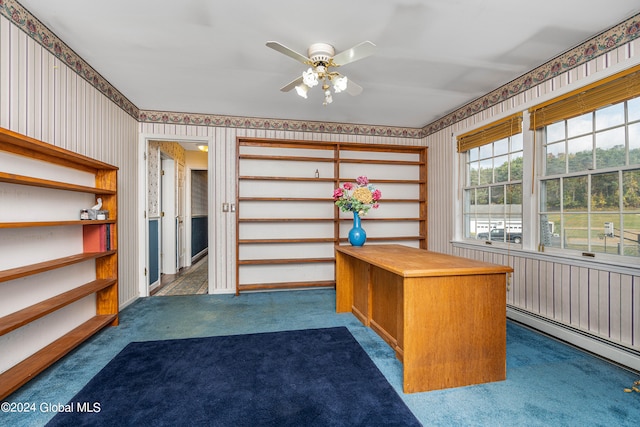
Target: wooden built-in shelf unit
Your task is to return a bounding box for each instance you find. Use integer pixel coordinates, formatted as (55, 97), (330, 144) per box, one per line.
(0, 127), (118, 399)
(236, 137), (427, 294)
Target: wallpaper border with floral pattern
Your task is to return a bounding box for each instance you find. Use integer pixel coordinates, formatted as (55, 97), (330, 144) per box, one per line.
(3, 0), (639, 138)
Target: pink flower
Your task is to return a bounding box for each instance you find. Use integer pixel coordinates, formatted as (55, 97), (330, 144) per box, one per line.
(332, 188), (343, 200)
(343, 182), (354, 190)
(372, 203), (380, 209)
(371, 189), (382, 201)
(356, 176), (369, 186)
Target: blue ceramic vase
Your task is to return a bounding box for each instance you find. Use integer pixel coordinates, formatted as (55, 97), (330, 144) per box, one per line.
(348, 211), (367, 246)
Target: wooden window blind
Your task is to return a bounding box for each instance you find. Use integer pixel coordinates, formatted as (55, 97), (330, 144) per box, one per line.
(529, 64), (640, 130)
(457, 113), (523, 152)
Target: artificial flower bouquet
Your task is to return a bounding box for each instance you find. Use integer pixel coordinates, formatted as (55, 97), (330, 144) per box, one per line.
(332, 176), (381, 216)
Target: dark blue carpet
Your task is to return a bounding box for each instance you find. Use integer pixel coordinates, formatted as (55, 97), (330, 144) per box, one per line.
(45, 326), (420, 427)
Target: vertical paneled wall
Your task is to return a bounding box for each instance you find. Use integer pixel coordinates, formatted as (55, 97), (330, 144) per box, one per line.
(140, 123), (423, 294)
(426, 39), (640, 365)
(0, 14), (139, 307)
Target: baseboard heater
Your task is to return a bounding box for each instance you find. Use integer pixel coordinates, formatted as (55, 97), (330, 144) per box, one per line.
(507, 306), (640, 373)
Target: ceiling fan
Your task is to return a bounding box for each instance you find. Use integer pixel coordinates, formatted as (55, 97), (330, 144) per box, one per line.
(266, 40), (376, 105)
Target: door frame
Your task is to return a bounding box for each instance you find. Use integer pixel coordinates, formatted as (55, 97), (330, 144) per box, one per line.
(137, 133), (212, 297)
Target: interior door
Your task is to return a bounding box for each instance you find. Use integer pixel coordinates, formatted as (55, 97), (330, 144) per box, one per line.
(177, 162), (186, 270)
(161, 156), (177, 275)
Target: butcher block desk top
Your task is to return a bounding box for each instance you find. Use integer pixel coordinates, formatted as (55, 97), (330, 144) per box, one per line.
(334, 244), (513, 278)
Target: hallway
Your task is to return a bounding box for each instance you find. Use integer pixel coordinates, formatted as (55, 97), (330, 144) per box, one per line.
(152, 256), (208, 296)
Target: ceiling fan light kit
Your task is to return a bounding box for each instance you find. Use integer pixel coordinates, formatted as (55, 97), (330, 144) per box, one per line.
(267, 40), (376, 106)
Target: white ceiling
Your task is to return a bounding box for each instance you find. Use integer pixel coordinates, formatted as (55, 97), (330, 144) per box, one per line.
(17, 0), (640, 129)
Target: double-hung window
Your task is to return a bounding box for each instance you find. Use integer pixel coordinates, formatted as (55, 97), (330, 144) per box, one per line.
(459, 113), (524, 244)
(531, 67), (640, 258)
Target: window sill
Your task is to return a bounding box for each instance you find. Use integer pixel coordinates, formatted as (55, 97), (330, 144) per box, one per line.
(452, 240), (640, 276)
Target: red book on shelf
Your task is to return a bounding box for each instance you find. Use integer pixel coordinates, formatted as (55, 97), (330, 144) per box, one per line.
(83, 224), (107, 252)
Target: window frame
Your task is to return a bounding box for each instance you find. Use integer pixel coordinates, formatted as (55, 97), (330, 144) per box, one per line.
(458, 114), (525, 246)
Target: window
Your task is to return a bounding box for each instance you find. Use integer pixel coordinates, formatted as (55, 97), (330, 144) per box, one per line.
(532, 66), (640, 259)
(538, 98), (640, 258)
(458, 114), (523, 243)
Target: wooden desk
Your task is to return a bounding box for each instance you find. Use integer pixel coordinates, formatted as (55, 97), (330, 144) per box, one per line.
(335, 244), (513, 393)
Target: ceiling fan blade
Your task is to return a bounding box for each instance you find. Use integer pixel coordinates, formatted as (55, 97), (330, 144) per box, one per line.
(345, 78), (363, 96)
(280, 76), (303, 92)
(332, 41), (376, 66)
(266, 41), (310, 65)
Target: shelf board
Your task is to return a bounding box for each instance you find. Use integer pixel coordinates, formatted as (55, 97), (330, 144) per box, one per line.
(0, 278), (117, 336)
(338, 178), (422, 185)
(338, 217), (423, 221)
(238, 237), (337, 244)
(239, 218), (334, 223)
(238, 197), (333, 202)
(0, 314), (117, 400)
(239, 154), (335, 163)
(0, 127), (118, 173)
(337, 158), (423, 166)
(337, 236), (426, 242)
(238, 257), (335, 265)
(0, 171), (116, 194)
(238, 280), (335, 292)
(238, 137), (426, 154)
(239, 139), (337, 151)
(377, 198), (425, 203)
(239, 176), (335, 182)
(337, 143), (426, 153)
(0, 251), (117, 283)
(0, 219), (116, 229)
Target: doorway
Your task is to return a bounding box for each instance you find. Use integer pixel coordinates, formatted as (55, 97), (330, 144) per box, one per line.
(140, 137), (210, 297)
(153, 168), (209, 296)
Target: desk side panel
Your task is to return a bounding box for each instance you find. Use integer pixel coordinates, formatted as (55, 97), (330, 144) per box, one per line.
(402, 273), (507, 393)
(336, 251), (370, 326)
(335, 251), (353, 313)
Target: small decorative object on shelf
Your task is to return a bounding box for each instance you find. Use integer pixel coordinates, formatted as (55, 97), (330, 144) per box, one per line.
(80, 209), (90, 220)
(332, 176), (381, 246)
(91, 197), (103, 210)
(86, 197), (108, 220)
